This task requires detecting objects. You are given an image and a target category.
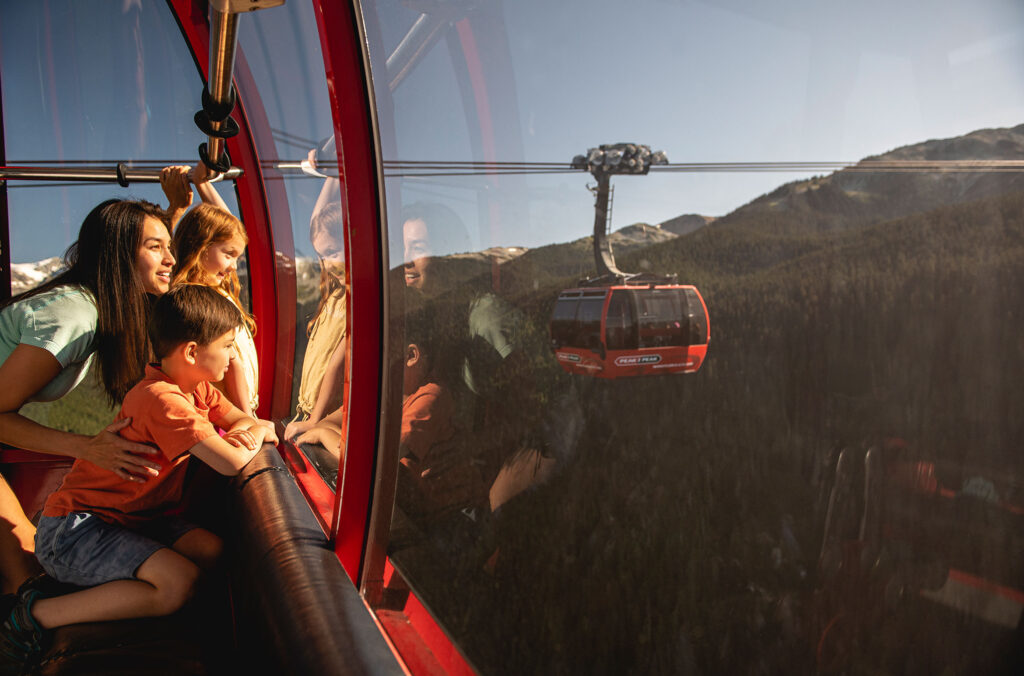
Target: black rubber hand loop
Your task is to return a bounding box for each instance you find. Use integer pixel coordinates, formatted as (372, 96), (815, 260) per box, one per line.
(201, 85), (237, 123)
(194, 110), (240, 139)
(198, 143), (233, 174)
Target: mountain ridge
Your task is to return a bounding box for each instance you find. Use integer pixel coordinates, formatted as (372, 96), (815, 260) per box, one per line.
(10, 124), (1023, 299)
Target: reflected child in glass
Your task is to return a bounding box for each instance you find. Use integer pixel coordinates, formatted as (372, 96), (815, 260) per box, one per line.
(397, 313), (486, 524)
(284, 202), (347, 440)
(297, 310), (486, 522)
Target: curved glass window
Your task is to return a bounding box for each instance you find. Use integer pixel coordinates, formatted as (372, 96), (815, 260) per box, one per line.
(1, 1), (222, 434)
(683, 288), (708, 347)
(2, 2), (204, 260)
(575, 296), (604, 349)
(361, 1), (1024, 673)
(235, 2), (345, 488)
(635, 289), (689, 348)
(605, 290), (637, 351)
(549, 294), (579, 347)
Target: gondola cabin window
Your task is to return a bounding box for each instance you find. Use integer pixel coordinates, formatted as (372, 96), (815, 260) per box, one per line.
(549, 294), (580, 348)
(636, 289), (686, 347)
(0, 1), (217, 435)
(359, 0), (1024, 673)
(234, 1), (345, 490)
(574, 295), (605, 351)
(605, 290), (637, 350)
(632, 287), (708, 349)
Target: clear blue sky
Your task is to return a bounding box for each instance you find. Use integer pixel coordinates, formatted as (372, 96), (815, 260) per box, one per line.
(389, 0), (1024, 252)
(4, 0), (1024, 261)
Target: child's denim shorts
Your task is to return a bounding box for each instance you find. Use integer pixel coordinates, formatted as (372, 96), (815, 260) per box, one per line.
(35, 512), (198, 586)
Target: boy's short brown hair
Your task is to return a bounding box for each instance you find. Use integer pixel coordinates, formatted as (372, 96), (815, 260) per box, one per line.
(149, 284), (243, 360)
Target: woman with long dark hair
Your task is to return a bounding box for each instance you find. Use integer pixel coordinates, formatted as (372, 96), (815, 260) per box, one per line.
(0, 198), (175, 593)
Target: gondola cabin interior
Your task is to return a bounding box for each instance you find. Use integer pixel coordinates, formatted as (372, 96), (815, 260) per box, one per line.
(1, 1), (1023, 674)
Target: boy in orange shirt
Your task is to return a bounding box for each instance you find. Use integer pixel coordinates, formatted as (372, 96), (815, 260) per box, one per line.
(295, 315), (485, 521)
(0, 285), (277, 665)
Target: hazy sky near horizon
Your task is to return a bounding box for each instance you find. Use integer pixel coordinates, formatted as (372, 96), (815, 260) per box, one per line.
(3, 0), (1024, 262)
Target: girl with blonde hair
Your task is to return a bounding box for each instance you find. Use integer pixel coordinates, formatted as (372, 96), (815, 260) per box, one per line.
(171, 184), (260, 417)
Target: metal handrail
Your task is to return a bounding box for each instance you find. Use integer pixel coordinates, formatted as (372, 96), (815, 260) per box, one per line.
(0, 164), (242, 185)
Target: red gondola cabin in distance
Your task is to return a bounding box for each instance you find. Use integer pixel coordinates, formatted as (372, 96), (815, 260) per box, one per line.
(550, 282), (710, 378)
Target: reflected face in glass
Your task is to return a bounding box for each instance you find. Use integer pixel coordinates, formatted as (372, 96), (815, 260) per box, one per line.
(136, 217), (175, 295)
(403, 218), (432, 289)
(312, 229), (346, 284)
(195, 329), (236, 382)
(201, 237), (245, 286)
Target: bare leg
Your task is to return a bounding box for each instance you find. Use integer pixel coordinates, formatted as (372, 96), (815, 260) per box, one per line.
(170, 528), (222, 572)
(0, 476), (41, 594)
(29, 548), (199, 629)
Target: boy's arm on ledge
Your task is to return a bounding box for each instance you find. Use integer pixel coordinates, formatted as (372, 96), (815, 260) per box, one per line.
(217, 405), (280, 449)
(189, 433), (261, 476)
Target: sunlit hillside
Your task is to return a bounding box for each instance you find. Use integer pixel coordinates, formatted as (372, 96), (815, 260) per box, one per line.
(397, 124), (1024, 674)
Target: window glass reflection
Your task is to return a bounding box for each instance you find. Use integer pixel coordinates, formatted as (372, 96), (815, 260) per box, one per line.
(364, 0), (1024, 673)
(235, 3), (347, 487)
(1, 1), (228, 435)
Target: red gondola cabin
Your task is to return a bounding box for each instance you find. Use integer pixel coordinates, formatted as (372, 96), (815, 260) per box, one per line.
(550, 284), (710, 378)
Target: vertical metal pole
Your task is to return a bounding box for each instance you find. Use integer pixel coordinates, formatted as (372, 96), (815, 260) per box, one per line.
(0, 68), (11, 302)
(592, 173), (621, 278)
(205, 7), (240, 166)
